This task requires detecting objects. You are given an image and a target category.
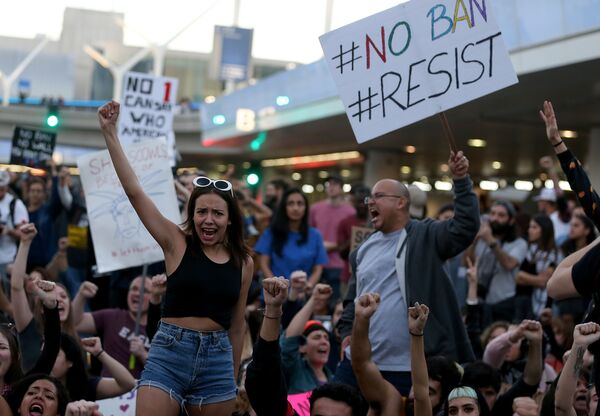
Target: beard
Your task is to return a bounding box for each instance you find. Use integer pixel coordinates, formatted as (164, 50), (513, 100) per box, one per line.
(490, 221), (512, 237)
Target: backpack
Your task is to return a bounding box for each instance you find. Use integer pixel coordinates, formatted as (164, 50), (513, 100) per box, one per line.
(7, 197), (16, 227)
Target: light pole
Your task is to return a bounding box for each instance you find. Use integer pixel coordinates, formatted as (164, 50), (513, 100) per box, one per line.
(324, 0), (334, 33)
(0, 36), (49, 106)
(224, 0), (242, 94)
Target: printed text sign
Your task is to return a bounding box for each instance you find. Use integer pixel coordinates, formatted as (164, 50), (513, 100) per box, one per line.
(319, 0), (518, 143)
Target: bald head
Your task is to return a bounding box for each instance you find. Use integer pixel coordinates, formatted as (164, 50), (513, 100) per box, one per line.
(373, 180), (410, 208)
(368, 179), (411, 233)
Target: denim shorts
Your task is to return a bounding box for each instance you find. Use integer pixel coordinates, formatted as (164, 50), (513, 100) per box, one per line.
(137, 321), (237, 408)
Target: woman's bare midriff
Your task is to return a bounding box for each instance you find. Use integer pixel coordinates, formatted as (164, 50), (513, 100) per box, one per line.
(162, 316), (224, 332)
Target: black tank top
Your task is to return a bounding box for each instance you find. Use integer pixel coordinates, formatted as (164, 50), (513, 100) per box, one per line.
(162, 244), (242, 329)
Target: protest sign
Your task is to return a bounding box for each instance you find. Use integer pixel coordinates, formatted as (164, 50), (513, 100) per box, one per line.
(350, 225), (374, 252)
(97, 390), (136, 415)
(160, 131), (177, 168)
(9, 126), (56, 168)
(77, 139), (180, 273)
(319, 0), (518, 143)
(118, 72), (179, 147)
(288, 392), (311, 416)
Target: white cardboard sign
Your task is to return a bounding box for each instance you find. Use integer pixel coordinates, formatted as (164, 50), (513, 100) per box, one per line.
(96, 390), (136, 415)
(118, 72), (178, 147)
(77, 139), (181, 273)
(319, 0), (518, 143)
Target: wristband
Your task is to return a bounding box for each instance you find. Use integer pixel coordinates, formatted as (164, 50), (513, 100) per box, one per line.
(553, 140), (564, 148)
(259, 307), (283, 319)
(94, 349), (105, 359)
(488, 240), (498, 250)
(409, 331), (424, 337)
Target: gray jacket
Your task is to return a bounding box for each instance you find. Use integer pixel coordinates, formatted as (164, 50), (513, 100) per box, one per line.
(337, 176), (479, 364)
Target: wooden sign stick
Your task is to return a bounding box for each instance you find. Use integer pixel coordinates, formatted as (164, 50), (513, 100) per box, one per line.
(438, 112), (458, 154)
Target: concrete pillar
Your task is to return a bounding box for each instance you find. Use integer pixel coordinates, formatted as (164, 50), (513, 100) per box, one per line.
(363, 149), (402, 188)
(585, 128), (600, 191)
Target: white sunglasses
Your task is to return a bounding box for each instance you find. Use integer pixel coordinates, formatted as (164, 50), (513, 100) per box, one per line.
(192, 176), (234, 198)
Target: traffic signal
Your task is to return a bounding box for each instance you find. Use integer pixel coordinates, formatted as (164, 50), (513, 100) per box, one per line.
(245, 162), (262, 188)
(249, 131), (267, 151)
(45, 105), (60, 128)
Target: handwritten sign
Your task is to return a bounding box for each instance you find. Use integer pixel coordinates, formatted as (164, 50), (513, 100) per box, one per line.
(288, 392), (311, 416)
(10, 127), (56, 168)
(350, 225), (374, 252)
(77, 139), (181, 273)
(118, 72), (179, 147)
(97, 390), (136, 416)
(319, 0), (518, 143)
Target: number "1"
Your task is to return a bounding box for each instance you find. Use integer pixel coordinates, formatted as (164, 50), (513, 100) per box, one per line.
(163, 82), (172, 103)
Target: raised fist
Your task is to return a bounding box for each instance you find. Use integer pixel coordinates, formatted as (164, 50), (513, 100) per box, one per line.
(262, 277), (289, 308)
(573, 322), (600, 347)
(355, 292), (381, 320)
(81, 337), (103, 357)
(98, 101), (120, 131)
(20, 223), (38, 242)
(408, 302), (429, 336)
(78, 281), (98, 299)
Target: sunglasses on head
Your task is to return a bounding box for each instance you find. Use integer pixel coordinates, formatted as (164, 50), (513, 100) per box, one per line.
(193, 176), (234, 198)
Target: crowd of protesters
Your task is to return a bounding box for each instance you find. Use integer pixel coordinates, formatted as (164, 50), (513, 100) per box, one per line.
(0, 100), (598, 415)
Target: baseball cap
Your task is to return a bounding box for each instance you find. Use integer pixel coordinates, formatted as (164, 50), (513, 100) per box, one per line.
(303, 320), (327, 337)
(533, 188), (557, 203)
(407, 184), (427, 219)
(0, 171), (10, 187)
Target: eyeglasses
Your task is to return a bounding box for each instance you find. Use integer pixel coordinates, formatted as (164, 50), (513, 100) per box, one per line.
(364, 193), (405, 204)
(193, 176), (234, 198)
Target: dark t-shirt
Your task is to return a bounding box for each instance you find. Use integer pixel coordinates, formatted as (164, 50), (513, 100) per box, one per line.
(491, 378), (537, 416)
(85, 376), (101, 401)
(92, 309), (150, 378)
(18, 318), (43, 373)
(572, 242), (600, 296)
